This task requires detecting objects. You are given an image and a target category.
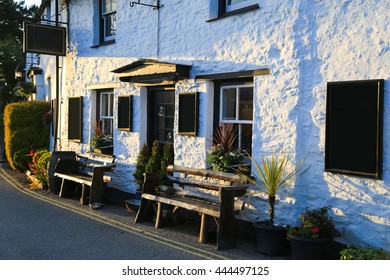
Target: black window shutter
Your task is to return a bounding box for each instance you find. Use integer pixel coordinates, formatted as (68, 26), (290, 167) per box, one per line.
(325, 79), (384, 179)
(178, 92), (199, 136)
(68, 97), (83, 141)
(118, 95), (132, 131)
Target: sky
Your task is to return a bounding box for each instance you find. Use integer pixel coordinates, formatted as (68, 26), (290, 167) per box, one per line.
(16, 0), (42, 7)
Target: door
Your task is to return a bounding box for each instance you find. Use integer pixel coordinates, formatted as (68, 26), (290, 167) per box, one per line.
(148, 90), (175, 148)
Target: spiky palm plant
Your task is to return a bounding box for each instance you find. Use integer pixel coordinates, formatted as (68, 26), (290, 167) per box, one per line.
(247, 153), (309, 225)
(213, 122), (237, 153)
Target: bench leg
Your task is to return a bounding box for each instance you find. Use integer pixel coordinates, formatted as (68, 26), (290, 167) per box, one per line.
(80, 184), (89, 205)
(90, 184), (105, 204)
(134, 198), (154, 223)
(216, 189), (236, 250)
(53, 176), (62, 195)
(199, 214), (210, 243)
(155, 202), (163, 228)
(58, 178), (67, 198)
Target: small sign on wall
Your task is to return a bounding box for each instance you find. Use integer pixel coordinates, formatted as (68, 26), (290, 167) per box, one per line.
(178, 92), (199, 136)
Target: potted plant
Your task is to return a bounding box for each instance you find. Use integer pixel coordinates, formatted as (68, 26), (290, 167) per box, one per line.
(126, 144), (151, 213)
(287, 206), (335, 259)
(160, 144), (174, 174)
(245, 152), (309, 256)
(207, 123), (245, 172)
(90, 123), (113, 154)
(133, 144), (150, 196)
(145, 140), (162, 174)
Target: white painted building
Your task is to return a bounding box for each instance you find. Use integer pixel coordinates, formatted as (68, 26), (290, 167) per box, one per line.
(31, 0), (389, 250)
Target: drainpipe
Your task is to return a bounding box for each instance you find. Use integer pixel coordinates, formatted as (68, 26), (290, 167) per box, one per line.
(54, 0), (60, 151)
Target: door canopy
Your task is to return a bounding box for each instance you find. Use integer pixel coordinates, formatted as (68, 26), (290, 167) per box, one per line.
(111, 59), (191, 86)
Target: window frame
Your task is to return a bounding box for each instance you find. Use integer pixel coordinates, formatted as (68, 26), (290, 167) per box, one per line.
(208, 0), (259, 22)
(225, 0), (259, 12)
(97, 90), (114, 137)
(218, 83), (254, 151)
(100, 0), (116, 43)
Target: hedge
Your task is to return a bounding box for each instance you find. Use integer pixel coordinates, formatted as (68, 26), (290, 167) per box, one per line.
(4, 101), (50, 171)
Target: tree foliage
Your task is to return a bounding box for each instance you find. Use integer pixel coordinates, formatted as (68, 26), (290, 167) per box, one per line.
(0, 0), (38, 102)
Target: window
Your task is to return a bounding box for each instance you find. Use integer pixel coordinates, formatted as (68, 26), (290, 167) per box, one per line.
(225, 0), (258, 12)
(97, 90), (114, 136)
(101, 0), (116, 42)
(208, 0), (259, 21)
(219, 84), (253, 152)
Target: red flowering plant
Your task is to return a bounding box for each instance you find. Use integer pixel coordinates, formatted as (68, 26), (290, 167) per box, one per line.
(27, 149), (51, 189)
(42, 111), (51, 128)
(288, 206), (335, 239)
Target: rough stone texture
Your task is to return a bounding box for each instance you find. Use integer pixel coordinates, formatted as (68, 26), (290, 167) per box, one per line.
(38, 0), (389, 250)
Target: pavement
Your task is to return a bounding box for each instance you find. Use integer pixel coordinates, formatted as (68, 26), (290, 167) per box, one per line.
(0, 164), (289, 260)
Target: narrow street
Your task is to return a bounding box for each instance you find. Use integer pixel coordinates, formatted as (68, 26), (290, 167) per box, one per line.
(0, 167), (266, 260)
(0, 168), (221, 260)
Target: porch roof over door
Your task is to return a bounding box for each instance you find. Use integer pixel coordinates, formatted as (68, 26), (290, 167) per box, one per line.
(111, 59), (191, 86)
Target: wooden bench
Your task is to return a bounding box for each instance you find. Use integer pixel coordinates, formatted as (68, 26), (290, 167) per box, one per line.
(53, 152), (115, 209)
(135, 165), (248, 250)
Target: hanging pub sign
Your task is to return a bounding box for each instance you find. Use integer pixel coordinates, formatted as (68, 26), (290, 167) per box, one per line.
(23, 23), (66, 56)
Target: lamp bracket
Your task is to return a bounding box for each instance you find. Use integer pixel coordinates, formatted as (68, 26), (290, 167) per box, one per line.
(129, 0), (163, 10)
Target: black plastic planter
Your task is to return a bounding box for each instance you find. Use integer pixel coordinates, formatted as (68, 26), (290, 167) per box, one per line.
(287, 234), (329, 260)
(254, 223), (288, 256)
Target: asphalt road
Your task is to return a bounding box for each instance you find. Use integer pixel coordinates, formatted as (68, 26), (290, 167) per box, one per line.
(0, 170), (206, 260)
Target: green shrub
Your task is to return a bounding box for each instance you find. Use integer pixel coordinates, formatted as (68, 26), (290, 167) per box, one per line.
(145, 140), (161, 174)
(133, 144), (150, 183)
(161, 144), (174, 174)
(4, 101), (50, 170)
(340, 246), (390, 260)
(12, 148), (32, 171)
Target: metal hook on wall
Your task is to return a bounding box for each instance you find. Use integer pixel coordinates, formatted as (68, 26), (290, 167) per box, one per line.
(129, 0), (164, 10)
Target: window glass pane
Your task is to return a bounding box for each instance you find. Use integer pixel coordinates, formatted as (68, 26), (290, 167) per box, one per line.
(109, 92), (114, 116)
(165, 130), (173, 143)
(222, 88), (237, 120)
(239, 87), (253, 120)
(158, 117), (166, 129)
(100, 92), (114, 117)
(103, 0), (116, 13)
(227, 0), (249, 5)
(101, 119), (113, 136)
(226, 0), (257, 12)
(158, 129), (165, 143)
(165, 104), (174, 117)
(240, 124), (252, 153)
(166, 117), (174, 129)
(103, 0), (110, 13)
(112, 0), (116, 11)
(104, 13), (116, 38)
(101, 94), (109, 116)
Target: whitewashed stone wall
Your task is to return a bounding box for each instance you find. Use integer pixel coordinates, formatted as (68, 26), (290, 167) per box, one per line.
(46, 0), (390, 250)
